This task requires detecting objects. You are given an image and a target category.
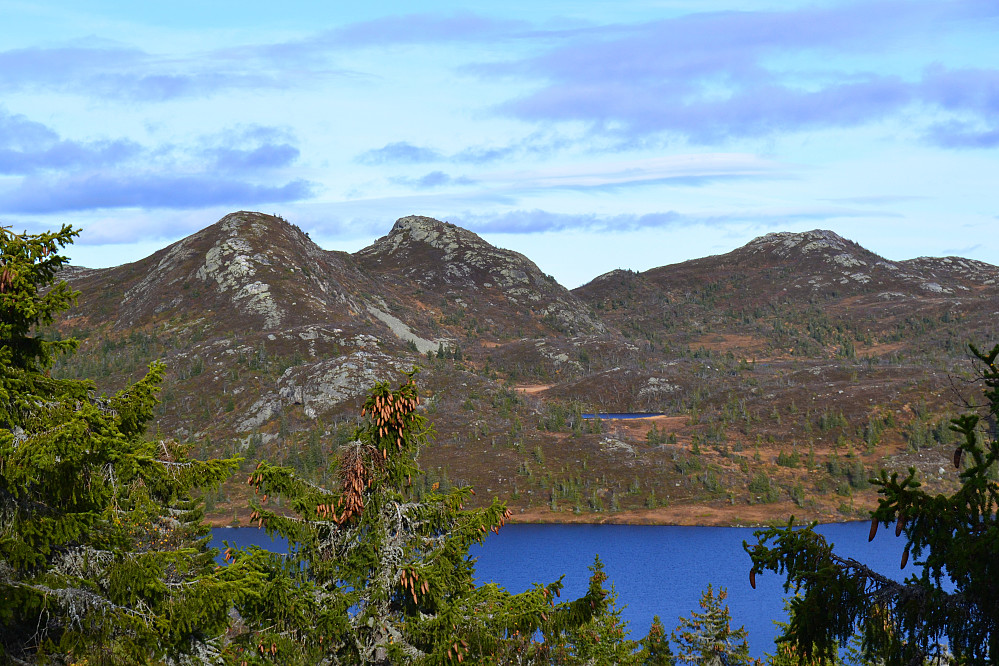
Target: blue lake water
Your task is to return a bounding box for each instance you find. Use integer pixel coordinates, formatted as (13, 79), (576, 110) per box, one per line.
(211, 521), (918, 659)
(581, 412), (666, 419)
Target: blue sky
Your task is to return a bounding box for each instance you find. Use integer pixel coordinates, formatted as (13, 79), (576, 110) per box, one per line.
(2, 0), (997, 287)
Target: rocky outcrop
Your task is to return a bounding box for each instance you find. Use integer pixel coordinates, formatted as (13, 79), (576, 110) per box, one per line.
(356, 216), (604, 336)
(240, 350), (409, 428)
(194, 215), (285, 328)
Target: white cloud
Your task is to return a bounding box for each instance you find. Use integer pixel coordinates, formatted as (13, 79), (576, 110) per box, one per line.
(482, 153), (783, 189)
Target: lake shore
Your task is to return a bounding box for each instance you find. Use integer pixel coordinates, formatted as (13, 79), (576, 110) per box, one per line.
(509, 500), (852, 527)
(205, 499), (862, 528)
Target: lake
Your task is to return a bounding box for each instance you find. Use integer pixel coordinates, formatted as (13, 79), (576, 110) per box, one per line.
(581, 412), (666, 419)
(211, 520), (917, 659)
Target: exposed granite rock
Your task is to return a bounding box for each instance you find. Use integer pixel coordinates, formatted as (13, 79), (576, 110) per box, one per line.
(366, 304), (441, 354)
(356, 215), (604, 336)
(240, 350), (409, 429)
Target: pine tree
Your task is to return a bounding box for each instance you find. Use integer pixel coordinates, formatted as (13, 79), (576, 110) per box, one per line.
(228, 373), (614, 664)
(637, 616), (675, 665)
(746, 343), (999, 665)
(0, 225), (254, 664)
(543, 558), (641, 665)
(672, 584), (752, 666)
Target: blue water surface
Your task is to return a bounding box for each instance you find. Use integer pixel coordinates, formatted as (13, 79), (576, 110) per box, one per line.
(212, 526), (290, 558)
(581, 413), (666, 419)
(469, 522), (918, 659)
(211, 521), (918, 659)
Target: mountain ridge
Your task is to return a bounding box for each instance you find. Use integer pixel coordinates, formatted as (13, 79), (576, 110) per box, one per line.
(51, 212), (996, 526)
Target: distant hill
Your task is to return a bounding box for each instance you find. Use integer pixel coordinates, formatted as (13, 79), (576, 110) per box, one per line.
(52, 213), (998, 526)
(574, 229), (998, 360)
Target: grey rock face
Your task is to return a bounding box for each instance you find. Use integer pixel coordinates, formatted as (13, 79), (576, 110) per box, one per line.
(357, 215), (605, 335)
(239, 350), (409, 429)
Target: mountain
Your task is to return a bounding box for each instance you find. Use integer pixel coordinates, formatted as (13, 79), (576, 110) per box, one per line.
(51, 216), (998, 526)
(67, 211), (375, 332)
(357, 215), (604, 338)
(574, 229), (999, 360)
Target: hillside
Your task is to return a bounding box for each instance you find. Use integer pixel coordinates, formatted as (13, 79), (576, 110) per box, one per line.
(574, 229), (998, 360)
(51, 215), (997, 526)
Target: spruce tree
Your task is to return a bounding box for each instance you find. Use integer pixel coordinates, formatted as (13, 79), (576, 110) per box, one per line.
(0, 225), (254, 664)
(671, 584), (752, 666)
(635, 615), (676, 665)
(228, 373), (614, 664)
(746, 343), (999, 665)
(542, 558), (642, 665)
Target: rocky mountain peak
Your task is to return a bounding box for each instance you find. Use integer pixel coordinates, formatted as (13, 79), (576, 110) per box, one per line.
(748, 229), (864, 260)
(901, 256), (999, 286)
(389, 215), (468, 242)
(357, 216), (604, 336)
(365, 215), (516, 264)
(77, 211), (371, 332)
(357, 215), (544, 291)
(739, 228), (899, 281)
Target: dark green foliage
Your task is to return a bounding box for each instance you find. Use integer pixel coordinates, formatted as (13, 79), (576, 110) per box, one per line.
(749, 472), (780, 503)
(777, 450), (800, 468)
(229, 373), (615, 664)
(746, 343), (999, 665)
(0, 225), (79, 374)
(0, 226), (251, 664)
(539, 401), (584, 433)
(0, 225), (86, 431)
(764, 597), (838, 666)
(542, 560), (642, 664)
(637, 616), (675, 665)
(672, 584), (751, 665)
(647, 424), (677, 447)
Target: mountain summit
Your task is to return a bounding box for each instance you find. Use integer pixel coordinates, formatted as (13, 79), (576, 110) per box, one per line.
(355, 215), (604, 337)
(69, 211), (377, 332)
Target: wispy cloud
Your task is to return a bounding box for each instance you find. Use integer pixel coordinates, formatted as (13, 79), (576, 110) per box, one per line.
(0, 174), (314, 214)
(0, 41), (356, 101)
(6, 5), (998, 147)
(0, 108), (141, 174)
(0, 45), (147, 90)
(391, 171), (477, 189)
(356, 131), (572, 167)
(473, 2), (999, 146)
(925, 121), (999, 148)
(0, 13), (537, 102)
(825, 195), (930, 206)
(940, 243), (983, 256)
(920, 66), (999, 147)
(0, 110), (313, 213)
(316, 12), (530, 48)
(356, 142), (444, 165)
(484, 153), (783, 191)
(367, 152), (782, 196)
(451, 130), (574, 165)
(198, 125), (302, 173)
(452, 205), (896, 235)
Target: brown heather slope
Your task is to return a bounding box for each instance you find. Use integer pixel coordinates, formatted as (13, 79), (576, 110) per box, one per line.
(573, 229), (999, 361)
(52, 217), (995, 526)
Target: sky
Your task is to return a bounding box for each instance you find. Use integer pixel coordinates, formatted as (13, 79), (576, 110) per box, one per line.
(1, 0), (997, 288)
